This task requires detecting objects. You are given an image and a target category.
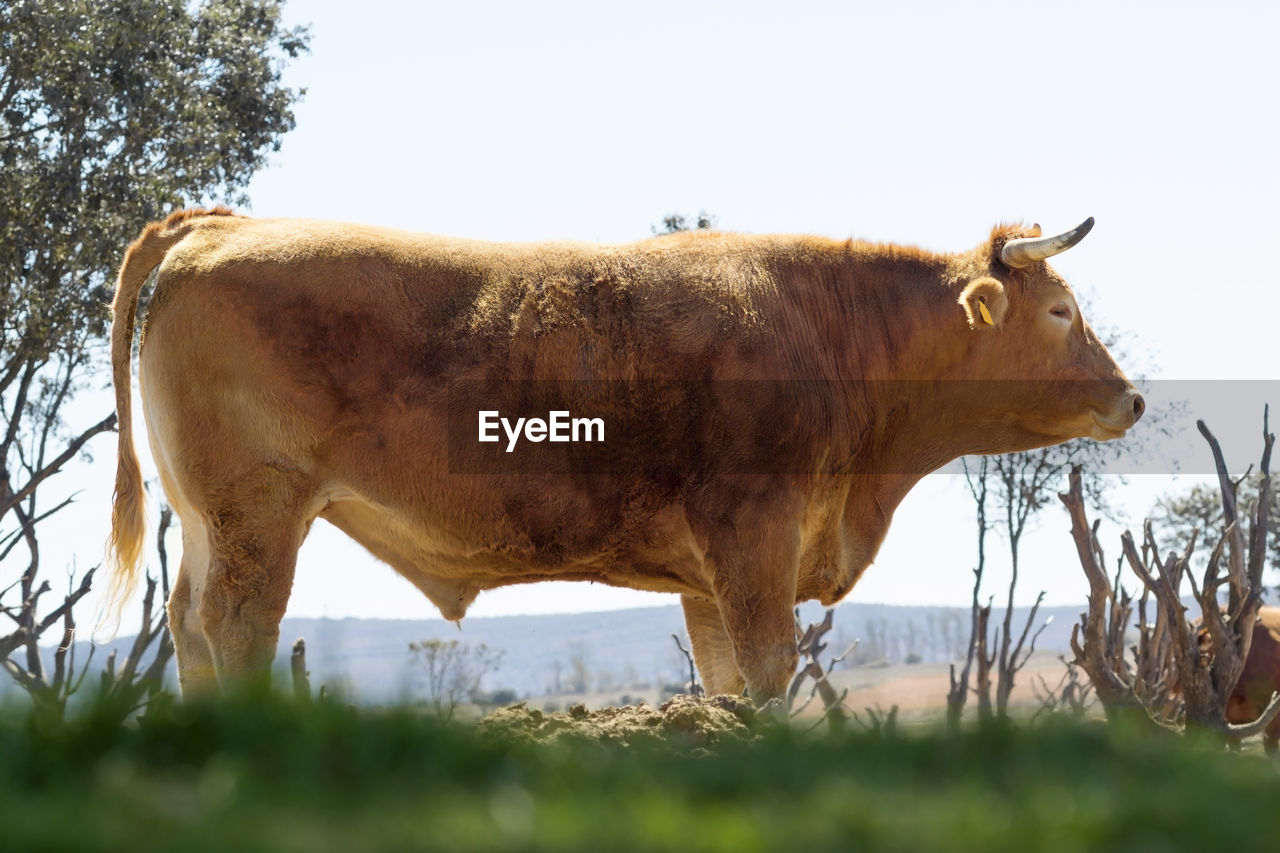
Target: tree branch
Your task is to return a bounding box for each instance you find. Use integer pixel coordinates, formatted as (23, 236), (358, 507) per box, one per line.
(0, 566), (96, 661)
(0, 412), (116, 517)
(1060, 466), (1141, 713)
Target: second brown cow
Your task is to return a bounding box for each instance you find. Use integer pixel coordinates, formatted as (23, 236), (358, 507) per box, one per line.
(1225, 606), (1280, 753)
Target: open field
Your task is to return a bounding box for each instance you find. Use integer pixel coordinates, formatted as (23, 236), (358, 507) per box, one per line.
(6, 692), (1280, 853)
(826, 650), (1078, 724)
(548, 649), (1076, 724)
(25, 603), (1086, 707)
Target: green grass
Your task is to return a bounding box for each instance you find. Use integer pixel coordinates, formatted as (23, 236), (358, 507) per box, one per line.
(3, 693), (1278, 852)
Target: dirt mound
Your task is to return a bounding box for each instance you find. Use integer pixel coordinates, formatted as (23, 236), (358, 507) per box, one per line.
(476, 694), (761, 749)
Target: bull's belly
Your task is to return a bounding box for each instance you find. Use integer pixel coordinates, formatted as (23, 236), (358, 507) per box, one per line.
(318, 495), (712, 620)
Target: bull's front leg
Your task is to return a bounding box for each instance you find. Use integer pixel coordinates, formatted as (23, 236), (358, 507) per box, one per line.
(699, 491), (802, 703)
(680, 594), (746, 697)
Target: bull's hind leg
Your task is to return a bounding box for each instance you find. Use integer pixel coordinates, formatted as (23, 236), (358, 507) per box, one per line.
(680, 594), (746, 696)
(167, 510), (218, 696)
(199, 464), (316, 688)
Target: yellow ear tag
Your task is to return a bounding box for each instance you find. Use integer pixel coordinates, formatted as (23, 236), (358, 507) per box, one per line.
(978, 300), (994, 326)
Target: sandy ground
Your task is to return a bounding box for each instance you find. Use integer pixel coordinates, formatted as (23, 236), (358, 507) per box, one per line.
(476, 651), (1086, 746)
(822, 650), (1078, 723)
(531, 649), (1084, 730)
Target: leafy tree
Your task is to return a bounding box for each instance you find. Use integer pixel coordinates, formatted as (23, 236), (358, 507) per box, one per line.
(408, 639), (504, 720)
(0, 0), (308, 706)
(652, 210), (716, 235)
(565, 639), (593, 694)
(950, 436), (1138, 725)
(975, 445), (1099, 717)
(1152, 473), (1280, 584)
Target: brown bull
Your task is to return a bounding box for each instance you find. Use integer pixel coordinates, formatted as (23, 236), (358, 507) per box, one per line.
(1216, 606), (1280, 753)
(108, 211), (1142, 700)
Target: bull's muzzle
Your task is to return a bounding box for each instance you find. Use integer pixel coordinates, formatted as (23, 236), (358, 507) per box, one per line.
(1093, 387), (1145, 439)
(1129, 391), (1146, 424)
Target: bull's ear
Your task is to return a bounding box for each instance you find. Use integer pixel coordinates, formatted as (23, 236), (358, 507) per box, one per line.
(959, 277), (1008, 330)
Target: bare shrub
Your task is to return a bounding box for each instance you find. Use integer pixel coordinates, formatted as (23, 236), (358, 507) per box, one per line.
(788, 608), (858, 731)
(1062, 409), (1280, 740)
(1, 505), (174, 717)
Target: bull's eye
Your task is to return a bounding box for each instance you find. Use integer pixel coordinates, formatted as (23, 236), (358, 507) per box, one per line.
(1049, 303), (1072, 321)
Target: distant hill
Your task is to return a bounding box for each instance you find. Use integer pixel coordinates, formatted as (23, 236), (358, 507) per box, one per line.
(276, 606), (692, 701)
(8, 600), (1089, 704)
(269, 600), (1087, 702)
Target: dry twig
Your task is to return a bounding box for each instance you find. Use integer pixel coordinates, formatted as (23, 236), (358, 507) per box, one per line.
(1060, 408), (1280, 739)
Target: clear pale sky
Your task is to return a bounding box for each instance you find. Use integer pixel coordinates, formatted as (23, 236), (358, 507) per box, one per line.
(59, 0), (1280, 627)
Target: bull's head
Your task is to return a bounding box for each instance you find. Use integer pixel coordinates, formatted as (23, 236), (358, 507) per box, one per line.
(953, 217), (1144, 449)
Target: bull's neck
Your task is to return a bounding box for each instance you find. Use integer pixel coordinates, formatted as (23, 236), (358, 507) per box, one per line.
(779, 245), (976, 603)
(764, 242), (980, 478)
(826, 249), (972, 473)
(830, 249), (958, 383)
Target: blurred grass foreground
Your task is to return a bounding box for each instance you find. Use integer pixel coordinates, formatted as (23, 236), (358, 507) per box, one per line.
(4, 692), (1280, 853)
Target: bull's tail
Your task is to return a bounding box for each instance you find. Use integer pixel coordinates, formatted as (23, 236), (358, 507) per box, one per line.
(105, 207), (237, 625)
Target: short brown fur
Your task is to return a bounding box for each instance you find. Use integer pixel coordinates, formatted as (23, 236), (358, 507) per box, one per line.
(1223, 606), (1280, 753)
(109, 211), (1140, 699)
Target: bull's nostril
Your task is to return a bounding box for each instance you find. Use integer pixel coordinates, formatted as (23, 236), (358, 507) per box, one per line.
(1132, 394), (1145, 422)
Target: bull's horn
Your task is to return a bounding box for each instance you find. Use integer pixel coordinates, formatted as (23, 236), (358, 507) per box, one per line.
(1000, 217), (1095, 269)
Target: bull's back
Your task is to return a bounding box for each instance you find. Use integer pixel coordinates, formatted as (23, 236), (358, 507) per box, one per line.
(147, 216), (779, 370)
(143, 217), (807, 436)
(136, 218), (789, 558)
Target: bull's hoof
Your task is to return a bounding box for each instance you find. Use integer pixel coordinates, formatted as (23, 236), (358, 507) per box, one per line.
(758, 697), (788, 725)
